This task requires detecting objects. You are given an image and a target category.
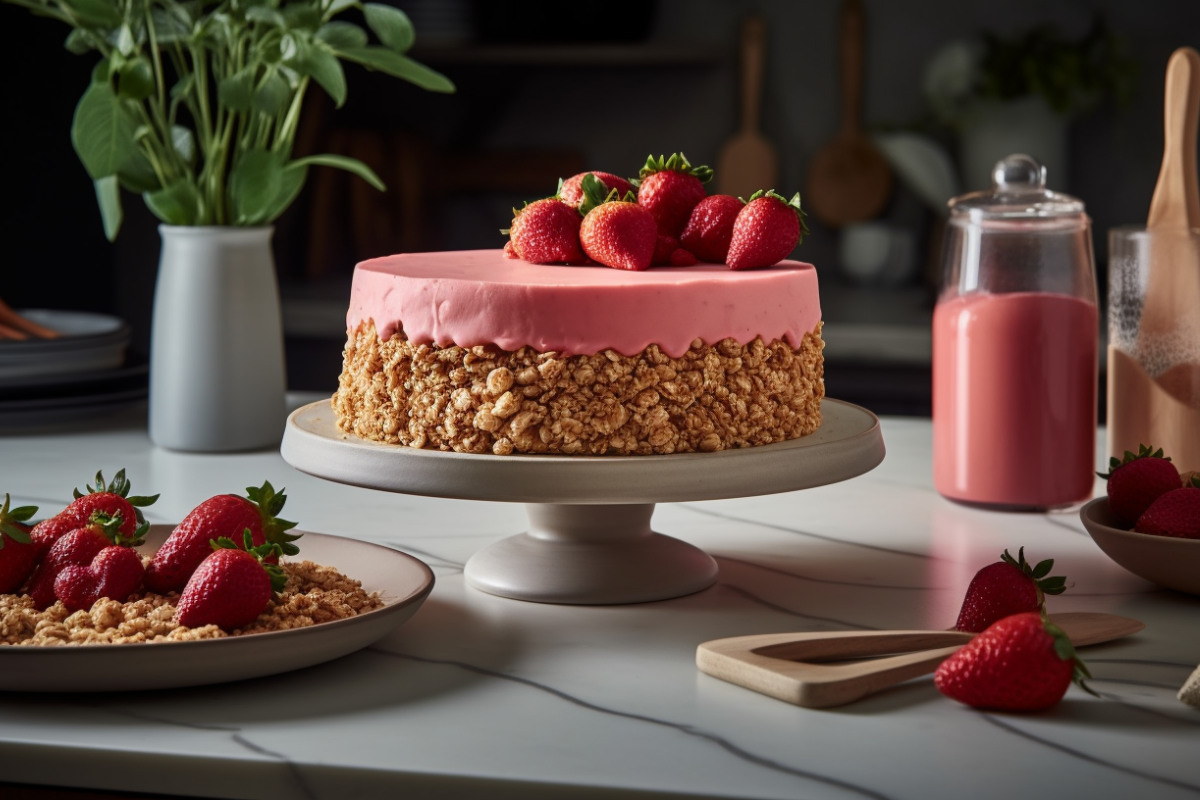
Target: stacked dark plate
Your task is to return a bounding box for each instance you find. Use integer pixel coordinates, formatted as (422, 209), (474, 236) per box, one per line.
(0, 310), (146, 431)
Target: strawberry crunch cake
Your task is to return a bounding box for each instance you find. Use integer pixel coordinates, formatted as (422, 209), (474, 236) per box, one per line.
(333, 249), (824, 455)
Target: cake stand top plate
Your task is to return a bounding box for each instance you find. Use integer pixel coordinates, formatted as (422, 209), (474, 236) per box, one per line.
(282, 398), (884, 505)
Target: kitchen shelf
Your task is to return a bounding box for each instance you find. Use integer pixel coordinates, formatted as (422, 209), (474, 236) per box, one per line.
(410, 42), (728, 67)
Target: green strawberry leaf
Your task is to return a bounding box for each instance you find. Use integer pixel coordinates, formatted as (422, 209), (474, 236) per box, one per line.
(577, 173), (610, 217)
(0, 495), (36, 547)
(637, 152), (713, 183)
(1097, 442), (1171, 478)
(1032, 558), (1054, 579)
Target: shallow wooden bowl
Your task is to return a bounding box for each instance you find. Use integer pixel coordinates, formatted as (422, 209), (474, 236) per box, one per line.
(1080, 497), (1200, 595)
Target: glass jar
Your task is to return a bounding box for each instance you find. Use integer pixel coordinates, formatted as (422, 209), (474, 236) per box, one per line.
(932, 154), (1099, 509)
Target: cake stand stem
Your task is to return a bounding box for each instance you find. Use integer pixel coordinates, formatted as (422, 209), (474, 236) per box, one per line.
(464, 503), (719, 605)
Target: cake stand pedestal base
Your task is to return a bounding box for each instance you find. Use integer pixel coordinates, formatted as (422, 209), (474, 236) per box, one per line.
(281, 398), (885, 606)
(465, 503), (717, 604)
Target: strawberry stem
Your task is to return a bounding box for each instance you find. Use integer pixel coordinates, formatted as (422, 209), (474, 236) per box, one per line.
(0, 493), (36, 548)
(633, 152), (714, 184)
(739, 189), (811, 238)
(1097, 443), (1171, 479)
(71, 468), (160, 524)
(212, 530), (288, 592)
(1043, 614), (1097, 696)
(244, 480), (301, 556)
(1000, 547), (1068, 606)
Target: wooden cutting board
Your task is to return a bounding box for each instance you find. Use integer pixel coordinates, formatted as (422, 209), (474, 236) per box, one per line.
(715, 16), (778, 199)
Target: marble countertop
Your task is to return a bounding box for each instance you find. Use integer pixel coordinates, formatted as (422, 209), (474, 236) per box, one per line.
(1, 399), (1197, 800)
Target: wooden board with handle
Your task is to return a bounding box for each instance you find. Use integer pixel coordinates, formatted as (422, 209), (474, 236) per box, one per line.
(696, 612), (1144, 709)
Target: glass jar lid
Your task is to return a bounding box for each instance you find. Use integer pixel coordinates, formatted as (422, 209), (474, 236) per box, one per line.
(948, 154), (1086, 222)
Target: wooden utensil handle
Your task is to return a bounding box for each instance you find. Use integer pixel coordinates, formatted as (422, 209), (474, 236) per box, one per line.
(752, 630), (970, 661)
(740, 16), (766, 134)
(806, 646), (962, 708)
(839, 0), (865, 135)
(0, 297), (59, 339)
(1148, 47), (1200, 229)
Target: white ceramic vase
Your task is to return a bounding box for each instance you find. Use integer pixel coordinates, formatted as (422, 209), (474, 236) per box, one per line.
(149, 226), (287, 452)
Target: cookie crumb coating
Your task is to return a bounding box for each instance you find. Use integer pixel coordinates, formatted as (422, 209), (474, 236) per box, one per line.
(334, 321), (824, 455)
(0, 560), (383, 646)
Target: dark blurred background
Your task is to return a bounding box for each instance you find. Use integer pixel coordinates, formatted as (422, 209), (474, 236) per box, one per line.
(2, 0), (1198, 414)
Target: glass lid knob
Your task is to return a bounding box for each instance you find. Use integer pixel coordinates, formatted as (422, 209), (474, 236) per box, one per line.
(992, 154), (1046, 194)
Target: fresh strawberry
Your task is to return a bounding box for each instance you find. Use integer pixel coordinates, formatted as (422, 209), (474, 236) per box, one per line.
(651, 233), (680, 266)
(935, 612), (1092, 711)
(579, 191), (658, 271)
(145, 481), (299, 594)
(1134, 487), (1200, 539)
(176, 532), (287, 631)
(1098, 444), (1183, 526)
(954, 547), (1066, 633)
(30, 469), (157, 551)
(559, 171), (634, 209)
(26, 512), (145, 610)
(0, 494), (40, 594)
(726, 190), (809, 270)
(632, 153), (713, 238)
(669, 248), (698, 266)
(505, 197), (585, 265)
(54, 545), (146, 612)
(680, 194), (744, 263)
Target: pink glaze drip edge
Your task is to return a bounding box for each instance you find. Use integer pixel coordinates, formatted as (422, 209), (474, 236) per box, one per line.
(346, 249), (822, 358)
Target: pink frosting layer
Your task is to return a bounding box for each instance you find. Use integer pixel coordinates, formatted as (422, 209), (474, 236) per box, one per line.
(347, 249), (821, 358)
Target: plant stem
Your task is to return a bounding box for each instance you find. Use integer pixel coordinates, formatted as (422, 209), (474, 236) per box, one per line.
(275, 76), (309, 151)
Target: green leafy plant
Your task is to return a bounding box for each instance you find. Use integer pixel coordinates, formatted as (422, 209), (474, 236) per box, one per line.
(976, 18), (1137, 115)
(925, 17), (1137, 129)
(5, 0), (454, 239)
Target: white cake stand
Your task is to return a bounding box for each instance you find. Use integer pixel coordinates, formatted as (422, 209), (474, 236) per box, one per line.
(281, 399), (885, 605)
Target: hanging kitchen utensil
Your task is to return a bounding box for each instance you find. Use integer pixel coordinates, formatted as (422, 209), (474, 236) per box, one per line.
(804, 0), (892, 227)
(715, 16), (779, 199)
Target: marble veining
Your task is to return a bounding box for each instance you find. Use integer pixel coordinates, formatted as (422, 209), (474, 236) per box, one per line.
(0, 408), (1197, 799)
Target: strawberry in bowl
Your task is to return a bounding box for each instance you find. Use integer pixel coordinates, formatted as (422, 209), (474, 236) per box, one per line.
(1081, 445), (1200, 595)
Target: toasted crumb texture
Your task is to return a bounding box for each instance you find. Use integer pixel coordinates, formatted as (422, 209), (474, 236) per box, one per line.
(333, 322), (824, 455)
(0, 560), (384, 647)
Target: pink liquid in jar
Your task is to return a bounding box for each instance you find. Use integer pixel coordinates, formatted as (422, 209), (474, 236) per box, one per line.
(933, 291), (1098, 508)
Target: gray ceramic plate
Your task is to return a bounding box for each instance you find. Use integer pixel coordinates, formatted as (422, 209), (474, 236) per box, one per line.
(0, 525), (434, 691)
(1080, 497), (1200, 595)
(0, 310), (130, 380)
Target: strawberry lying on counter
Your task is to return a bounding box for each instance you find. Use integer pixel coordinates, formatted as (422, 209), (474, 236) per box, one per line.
(954, 547), (1067, 633)
(935, 612), (1093, 712)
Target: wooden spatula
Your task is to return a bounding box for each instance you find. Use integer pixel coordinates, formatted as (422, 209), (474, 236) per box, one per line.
(715, 16), (778, 199)
(1139, 46), (1200, 408)
(696, 612), (1144, 709)
(804, 0), (891, 227)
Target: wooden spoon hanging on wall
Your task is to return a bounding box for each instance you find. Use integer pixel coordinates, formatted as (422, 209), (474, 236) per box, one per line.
(1140, 46), (1200, 408)
(805, 0), (892, 228)
(715, 16), (779, 199)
